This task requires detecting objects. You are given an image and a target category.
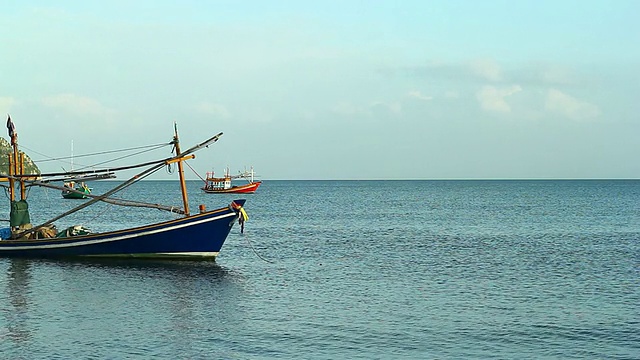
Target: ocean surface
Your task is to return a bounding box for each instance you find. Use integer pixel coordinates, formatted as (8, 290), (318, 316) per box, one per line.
(0, 180), (638, 359)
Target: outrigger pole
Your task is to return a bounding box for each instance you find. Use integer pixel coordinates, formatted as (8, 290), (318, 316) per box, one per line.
(13, 176), (187, 214)
(20, 152), (26, 200)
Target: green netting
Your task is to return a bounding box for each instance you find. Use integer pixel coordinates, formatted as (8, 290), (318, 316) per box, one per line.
(10, 200), (31, 227)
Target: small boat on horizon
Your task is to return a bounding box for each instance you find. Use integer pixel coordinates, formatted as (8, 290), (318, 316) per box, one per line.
(61, 180), (91, 199)
(202, 166), (262, 194)
(60, 141), (109, 199)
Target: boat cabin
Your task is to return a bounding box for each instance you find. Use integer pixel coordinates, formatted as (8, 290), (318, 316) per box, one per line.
(204, 172), (232, 191)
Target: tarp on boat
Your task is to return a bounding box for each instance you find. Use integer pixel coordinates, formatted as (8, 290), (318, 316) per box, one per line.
(10, 200), (30, 227)
(56, 225), (92, 238)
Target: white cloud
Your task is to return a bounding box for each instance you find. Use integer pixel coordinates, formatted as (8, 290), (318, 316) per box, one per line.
(41, 94), (114, 118)
(545, 89), (600, 120)
(331, 101), (402, 118)
(331, 102), (367, 116)
(0, 97), (16, 114)
(470, 59), (502, 82)
(407, 90), (433, 101)
(372, 101), (402, 115)
(195, 102), (231, 119)
(406, 58), (504, 84)
(540, 66), (574, 85)
(476, 85), (522, 113)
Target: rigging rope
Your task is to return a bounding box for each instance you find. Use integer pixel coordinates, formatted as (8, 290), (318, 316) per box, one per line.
(22, 142), (171, 177)
(33, 157), (168, 178)
(83, 199), (115, 225)
(184, 161), (207, 183)
(83, 180), (134, 224)
(76, 143), (169, 171)
(27, 142), (171, 163)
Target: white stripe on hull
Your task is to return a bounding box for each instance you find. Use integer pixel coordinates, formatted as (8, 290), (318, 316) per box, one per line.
(0, 212), (236, 251)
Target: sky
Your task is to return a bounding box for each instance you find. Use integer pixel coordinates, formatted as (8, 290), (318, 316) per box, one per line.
(1, 0), (639, 180)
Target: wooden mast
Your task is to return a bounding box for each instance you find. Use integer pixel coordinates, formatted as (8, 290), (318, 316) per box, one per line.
(7, 153), (14, 201)
(7, 115), (18, 201)
(173, 123), (190, 216)
(20, 152), (26, 200)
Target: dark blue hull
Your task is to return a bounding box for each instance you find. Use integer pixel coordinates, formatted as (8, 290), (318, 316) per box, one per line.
(0, 200), (245, 259)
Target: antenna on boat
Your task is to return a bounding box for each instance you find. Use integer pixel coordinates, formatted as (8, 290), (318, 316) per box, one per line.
(71, 140), (74, 171)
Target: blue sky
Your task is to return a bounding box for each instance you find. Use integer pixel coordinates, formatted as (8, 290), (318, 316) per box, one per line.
(1, 1), (638, 179)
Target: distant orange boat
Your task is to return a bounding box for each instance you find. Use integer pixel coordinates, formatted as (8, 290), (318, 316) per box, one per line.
(202, 167), (261, 194)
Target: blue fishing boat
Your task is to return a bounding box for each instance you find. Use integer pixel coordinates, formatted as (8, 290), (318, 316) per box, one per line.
(0, 116), (248, 260)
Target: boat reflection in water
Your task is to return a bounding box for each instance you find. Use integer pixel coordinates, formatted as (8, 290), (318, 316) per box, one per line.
(5, 259), (32, 344)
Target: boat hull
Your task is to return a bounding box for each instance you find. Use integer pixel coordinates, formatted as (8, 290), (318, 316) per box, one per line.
(202, 181), (261, 194)
(62, 190), (90, 199)
(0, 200), (245, 259)
(62, 183), (92, 199)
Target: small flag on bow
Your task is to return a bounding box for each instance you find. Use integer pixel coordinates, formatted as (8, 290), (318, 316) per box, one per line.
(6, 115), (15, 140)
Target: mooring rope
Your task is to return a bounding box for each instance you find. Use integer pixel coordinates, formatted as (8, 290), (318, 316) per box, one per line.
(241, 232), (273, 263)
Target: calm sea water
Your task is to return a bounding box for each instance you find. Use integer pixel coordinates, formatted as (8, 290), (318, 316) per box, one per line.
(0, 180), (638, 359)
